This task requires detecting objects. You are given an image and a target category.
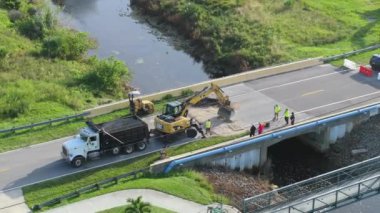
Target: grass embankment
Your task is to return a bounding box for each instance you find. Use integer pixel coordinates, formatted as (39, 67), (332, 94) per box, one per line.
(99, 205), (175, 213)
(0, 1), (130, 130)
(132, 0), (380, 76)
(23, 133), (243, 210)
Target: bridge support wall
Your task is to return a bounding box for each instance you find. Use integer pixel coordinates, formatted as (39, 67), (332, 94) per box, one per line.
(301, 113), (372, 152)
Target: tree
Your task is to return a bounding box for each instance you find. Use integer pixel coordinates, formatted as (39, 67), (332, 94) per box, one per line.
(125, 196), (151, 213)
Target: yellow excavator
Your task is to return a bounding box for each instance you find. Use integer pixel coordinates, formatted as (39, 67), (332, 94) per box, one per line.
(154, 83), (234, 138)
(128, 91), (154, 116)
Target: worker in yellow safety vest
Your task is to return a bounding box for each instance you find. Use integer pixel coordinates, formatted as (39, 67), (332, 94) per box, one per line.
(273, 104), (281, 121)
(284, 108), (290, 125)
(205, 119), (212, 135)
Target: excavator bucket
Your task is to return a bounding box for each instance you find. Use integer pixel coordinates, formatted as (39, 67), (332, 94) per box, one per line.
(217, 106), (235, 121)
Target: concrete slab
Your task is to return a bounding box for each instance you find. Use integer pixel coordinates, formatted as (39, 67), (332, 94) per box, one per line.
(0, 189), (30, 213)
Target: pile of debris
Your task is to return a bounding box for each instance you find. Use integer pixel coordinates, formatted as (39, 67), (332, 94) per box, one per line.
(326, 114), (380, 168)
(199, 167), (272, 206)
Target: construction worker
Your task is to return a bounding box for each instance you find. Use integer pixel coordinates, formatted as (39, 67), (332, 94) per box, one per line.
(284, 108), (290, 125)
(190, 118), (206, 138)
(273, 104), (281, 121)
(290, 112), (295, 125)
(205, 119), (212, 135)
(129, 94), (136, 116)
(258, 122), (264, 134)
(250, 124), (256, 137)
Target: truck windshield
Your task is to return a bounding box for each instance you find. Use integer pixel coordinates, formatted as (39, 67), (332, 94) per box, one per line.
(80, 134), (88, 142)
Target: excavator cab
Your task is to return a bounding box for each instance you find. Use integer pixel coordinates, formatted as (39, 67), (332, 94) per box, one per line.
(158, 101), (187, 123)
(163, 101), (183, 117)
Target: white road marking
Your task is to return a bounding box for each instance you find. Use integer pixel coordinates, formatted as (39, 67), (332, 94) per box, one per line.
(0, 168), (9, 173)
(302, 90), (325, 97)
(257, 69), (349, 92)
(298, 90), (380, 114)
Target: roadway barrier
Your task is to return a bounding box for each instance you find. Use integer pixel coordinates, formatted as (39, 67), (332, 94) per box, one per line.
(85, 58), (323, 117)
(0, 112), (90, 134)
(323, 44), (380, 62)
(359, 65), (373, 77)
(31, 168), (148, 211)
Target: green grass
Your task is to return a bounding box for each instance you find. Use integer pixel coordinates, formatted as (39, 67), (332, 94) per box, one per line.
(24, 168), (224, 211)
(22, 132), (243, 210)
(0, 1), (130, 132)
(98, 205), (175, 213)
(136, 0), (380, 75)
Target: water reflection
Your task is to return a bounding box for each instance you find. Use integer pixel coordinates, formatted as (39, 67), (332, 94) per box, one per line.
(53, 0), (209, 94)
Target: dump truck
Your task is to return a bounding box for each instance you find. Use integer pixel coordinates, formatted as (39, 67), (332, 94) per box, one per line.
(61, 116), (150, 167)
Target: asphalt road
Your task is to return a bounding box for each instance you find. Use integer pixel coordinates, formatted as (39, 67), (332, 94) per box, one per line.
(2, 64), (380, 192)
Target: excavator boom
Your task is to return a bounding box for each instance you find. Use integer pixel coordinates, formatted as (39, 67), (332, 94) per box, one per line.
(182, 83), (235, 120)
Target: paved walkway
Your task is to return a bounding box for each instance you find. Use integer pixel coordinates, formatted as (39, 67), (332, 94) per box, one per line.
(46, 189), (240, 213)
(0, 189), (30, 213)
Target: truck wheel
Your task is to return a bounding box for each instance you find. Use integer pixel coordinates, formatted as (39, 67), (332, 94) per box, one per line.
(124, 145), (134, 154)
(186, 128), (197, 138)
(71, 156), (84, 168)
(136, 142), (147, 151)
(112, 147), (120, 155)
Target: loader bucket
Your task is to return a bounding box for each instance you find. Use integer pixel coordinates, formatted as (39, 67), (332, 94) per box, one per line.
(218, 106), (235, 121)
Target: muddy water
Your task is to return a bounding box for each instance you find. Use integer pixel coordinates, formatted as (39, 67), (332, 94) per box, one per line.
(54, 0), (209, 94)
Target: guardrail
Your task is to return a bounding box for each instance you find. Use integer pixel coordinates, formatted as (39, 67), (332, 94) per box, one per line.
(242, 155), (380, 213)
(31, 168), (148, 211)
(273, 174), (380, 213)
(323, 44), (380, 62)
(0, 112), (90, 134)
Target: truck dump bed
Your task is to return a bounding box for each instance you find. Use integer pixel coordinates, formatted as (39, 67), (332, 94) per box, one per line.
(87, 116), (149, 149)
(92, 116), (147, 134)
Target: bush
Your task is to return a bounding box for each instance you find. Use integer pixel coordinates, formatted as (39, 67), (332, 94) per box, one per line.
(0, 87), (34, 118)
(41, 30), (93, 60)
(8, 9), (22, 22)
(27, 7), (38, 16)
(16, 16), (45, 39)
(16, 8), (58, 40)
(84, 57), (130, 95)
(1, 0), (21, 10)
(0, 46), (8, 60)
(283, 0), (296, 8)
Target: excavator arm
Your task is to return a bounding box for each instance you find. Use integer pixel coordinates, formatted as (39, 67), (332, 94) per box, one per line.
(179, 83), (234, 120)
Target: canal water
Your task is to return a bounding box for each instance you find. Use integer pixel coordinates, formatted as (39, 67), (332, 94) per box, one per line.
(54, 0), (209, 94)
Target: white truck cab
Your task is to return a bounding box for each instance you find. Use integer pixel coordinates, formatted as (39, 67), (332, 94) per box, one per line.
(61, 127), (100, 167)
